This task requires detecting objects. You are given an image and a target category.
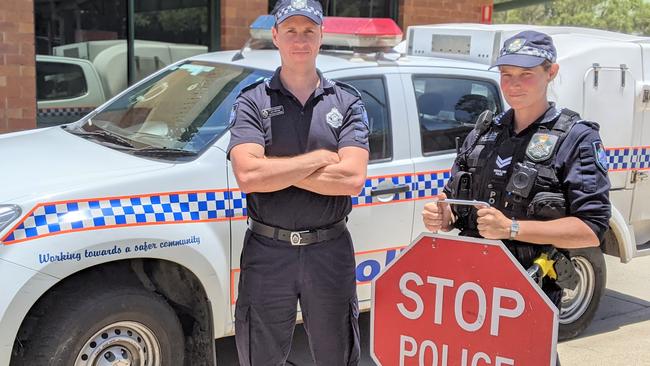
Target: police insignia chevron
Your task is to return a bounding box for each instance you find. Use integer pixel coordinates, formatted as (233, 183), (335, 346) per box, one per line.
(496, 155), (512, 169)
(526, 133), (559, 162)
(326, 107), (343, 128)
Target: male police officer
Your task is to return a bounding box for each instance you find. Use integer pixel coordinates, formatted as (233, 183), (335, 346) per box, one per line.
(227, 0), (369, 365)
(422, 31), (611, 364)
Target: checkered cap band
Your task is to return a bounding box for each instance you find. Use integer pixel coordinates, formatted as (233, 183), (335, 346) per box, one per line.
(501, 45), (556, 63)
(275, 5), (323, 21)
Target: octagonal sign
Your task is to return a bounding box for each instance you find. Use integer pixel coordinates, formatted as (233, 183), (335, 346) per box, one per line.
(371, 233), (558, 366)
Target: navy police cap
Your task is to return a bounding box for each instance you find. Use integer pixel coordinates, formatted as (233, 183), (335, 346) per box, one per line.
(272, 0), (324, 25)
(491, 30), (557, 69)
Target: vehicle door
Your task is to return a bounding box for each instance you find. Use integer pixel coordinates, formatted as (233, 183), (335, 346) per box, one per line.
(401, 67), (503, 238)
(326, 67), (416, 310)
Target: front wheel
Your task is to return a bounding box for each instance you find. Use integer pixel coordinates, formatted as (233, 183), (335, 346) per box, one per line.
(11, 286), (185, 366)
(558, 247), (606, 340)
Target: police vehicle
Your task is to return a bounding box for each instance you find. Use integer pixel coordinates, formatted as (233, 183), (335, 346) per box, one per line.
(2, 17), (648, 365)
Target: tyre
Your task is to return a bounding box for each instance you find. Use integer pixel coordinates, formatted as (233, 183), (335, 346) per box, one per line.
(558, 247), (606, 341)
(11, 285), (185, 366)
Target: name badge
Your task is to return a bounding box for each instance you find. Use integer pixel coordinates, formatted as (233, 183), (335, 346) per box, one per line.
(261, 106), (284, 119)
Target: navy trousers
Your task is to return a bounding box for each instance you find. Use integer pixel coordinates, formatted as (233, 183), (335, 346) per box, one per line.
(235, 229), (360, 366)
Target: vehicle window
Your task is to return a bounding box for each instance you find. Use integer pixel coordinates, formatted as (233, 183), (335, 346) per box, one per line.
(343, 77), (392, 162)
(36, 61), (88, 101)
(412, 76), (501, 154)
(76, 61), (272, 153)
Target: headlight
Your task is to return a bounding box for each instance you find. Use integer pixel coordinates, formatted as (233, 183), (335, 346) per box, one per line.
(0, 205), (22, 234)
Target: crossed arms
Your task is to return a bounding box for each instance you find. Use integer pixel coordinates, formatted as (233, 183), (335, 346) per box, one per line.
(230, 143), (369, 196)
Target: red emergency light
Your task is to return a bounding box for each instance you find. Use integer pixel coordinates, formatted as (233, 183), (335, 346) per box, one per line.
(249, 15), (403, 48)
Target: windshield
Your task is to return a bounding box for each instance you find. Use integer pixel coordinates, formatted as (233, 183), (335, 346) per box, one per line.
(72, 61), (272, 155)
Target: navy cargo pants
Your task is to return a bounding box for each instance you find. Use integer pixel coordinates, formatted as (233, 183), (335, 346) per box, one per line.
(235, 229), (360, 366)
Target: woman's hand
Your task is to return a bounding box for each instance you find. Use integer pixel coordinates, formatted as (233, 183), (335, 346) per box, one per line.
(476, 206), (512, 240)
(422, 193), (454, 233)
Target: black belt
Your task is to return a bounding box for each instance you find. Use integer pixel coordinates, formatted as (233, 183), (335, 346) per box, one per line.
(248, 218), (347, 246)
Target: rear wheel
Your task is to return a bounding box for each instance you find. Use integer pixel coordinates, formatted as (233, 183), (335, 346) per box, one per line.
(558, 247), (606, 340)
(12, 286), (185, 366)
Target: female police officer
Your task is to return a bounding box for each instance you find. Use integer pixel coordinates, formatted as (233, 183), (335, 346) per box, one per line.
(422, 30), (611, 365)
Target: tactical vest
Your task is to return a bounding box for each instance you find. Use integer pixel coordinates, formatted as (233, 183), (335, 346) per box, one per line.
(453, 108), (581, 266)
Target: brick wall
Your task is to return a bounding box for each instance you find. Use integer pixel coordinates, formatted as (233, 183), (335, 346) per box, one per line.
(221, 0), (268, 50)
(0, 0), (36, 134)
(399, 0), (492, 31)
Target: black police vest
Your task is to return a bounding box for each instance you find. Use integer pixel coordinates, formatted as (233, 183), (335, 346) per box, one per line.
(455, 109), (580, 265)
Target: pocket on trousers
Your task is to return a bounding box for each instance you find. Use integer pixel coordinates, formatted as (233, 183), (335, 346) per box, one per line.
(347, 298), (361, 366)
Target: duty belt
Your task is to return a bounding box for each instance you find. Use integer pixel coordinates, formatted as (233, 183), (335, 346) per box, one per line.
(248, 218), (347, 246)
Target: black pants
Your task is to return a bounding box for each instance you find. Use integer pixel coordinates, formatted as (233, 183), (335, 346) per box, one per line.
(235, 229), (360, 366)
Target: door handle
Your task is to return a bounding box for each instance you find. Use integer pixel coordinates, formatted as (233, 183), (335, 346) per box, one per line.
(371, 184), (410, 196)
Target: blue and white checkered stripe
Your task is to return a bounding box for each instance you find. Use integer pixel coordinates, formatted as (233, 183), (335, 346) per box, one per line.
(3, 191), (232, 244)
(412, 171), (451, 199)
(229, 190), (247, 218)
(503, 45), (556, 62)
(632, 147), (650, 170)
(37, 107), (95, 118)
(352, 175), (414, 206)
(606, 148), (633, 171)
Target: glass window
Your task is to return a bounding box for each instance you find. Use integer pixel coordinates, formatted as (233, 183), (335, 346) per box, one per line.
(36, 62), (88, 101)
(71, 62), (272, 157)
(412, 76), (501, 155)
(35, 0), (215, 129)
(343, 77), (392, 162)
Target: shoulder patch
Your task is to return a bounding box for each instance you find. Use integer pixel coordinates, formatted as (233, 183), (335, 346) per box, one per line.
(335, 81), (362, 99)
(593, 140), (609, 173)
(228, 103), (238, 125)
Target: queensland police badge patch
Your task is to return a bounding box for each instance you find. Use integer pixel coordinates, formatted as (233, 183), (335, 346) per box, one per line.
(526, 133), (559, 162)
(228, 103), (238, 125)
(291, 0), (307, 9)
(326, 107), (343, 128)
(593, 141), (608, 173)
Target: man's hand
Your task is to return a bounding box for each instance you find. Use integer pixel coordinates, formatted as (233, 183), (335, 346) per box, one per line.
(311, 149), (340, 167)
(476, 206), (511, 240)
(422, 193), (454, 233)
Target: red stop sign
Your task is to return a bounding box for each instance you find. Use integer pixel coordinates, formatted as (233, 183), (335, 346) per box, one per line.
(371, 234), (558, 366)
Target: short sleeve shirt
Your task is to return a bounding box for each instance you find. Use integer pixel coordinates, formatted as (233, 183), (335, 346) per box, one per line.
(227, 67), (369, 230)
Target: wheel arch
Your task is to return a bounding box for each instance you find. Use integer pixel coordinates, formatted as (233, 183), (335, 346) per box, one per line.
(10, 258), (221, 366)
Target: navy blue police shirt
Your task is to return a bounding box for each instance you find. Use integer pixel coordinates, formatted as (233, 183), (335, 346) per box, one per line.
(227, 67), (369, 231)
(444, 104), (611, 240)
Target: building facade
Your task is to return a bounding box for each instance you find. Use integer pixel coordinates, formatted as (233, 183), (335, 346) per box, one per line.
(0, 0), (492, 134)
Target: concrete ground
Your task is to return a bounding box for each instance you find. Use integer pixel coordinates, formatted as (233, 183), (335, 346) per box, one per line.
(216, 254), (650, 365)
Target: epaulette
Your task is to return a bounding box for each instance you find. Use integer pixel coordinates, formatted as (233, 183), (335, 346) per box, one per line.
(576, 120), (601, 131)
(335, 80), (362, 99)
(238, 78), (267, 96)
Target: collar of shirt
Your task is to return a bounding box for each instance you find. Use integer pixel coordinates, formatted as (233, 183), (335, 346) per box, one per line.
(267, 67), (335, 99)
(496, 102), (562, 135)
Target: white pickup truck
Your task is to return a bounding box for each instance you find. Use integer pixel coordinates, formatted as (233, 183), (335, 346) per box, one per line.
(3, 19), (649, 365)
(36, 40), (207, 128)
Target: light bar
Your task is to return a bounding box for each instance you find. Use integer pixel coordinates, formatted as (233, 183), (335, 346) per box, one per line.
(249, 15), (403, 48)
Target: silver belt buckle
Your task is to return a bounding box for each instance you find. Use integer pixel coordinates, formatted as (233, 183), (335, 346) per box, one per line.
(290, 230), (309, 245)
